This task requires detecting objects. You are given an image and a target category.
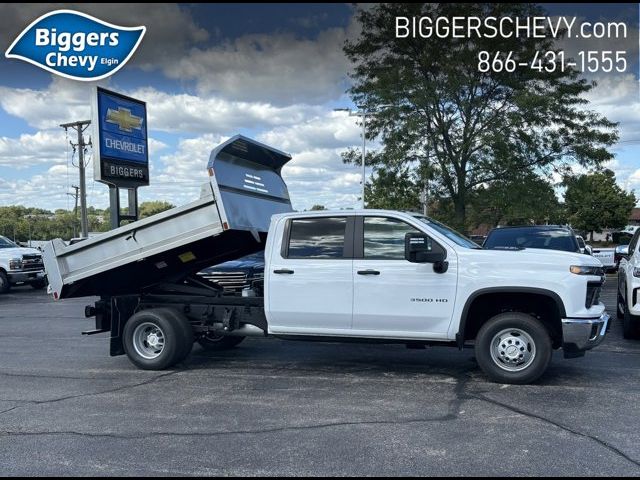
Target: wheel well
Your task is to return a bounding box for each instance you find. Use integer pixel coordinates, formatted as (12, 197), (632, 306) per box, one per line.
(462, 292), (563, 348)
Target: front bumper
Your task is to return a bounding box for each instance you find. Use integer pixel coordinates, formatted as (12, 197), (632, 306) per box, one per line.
(561, 312), (609, 356)
(7, 270), (45, 284)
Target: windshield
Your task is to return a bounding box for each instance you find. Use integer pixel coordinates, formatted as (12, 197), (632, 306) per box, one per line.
(0, 236), (18, 248)
(413, 216), (481, 249)
(484, 228), (580, 253)
(577, 237), (585, 248)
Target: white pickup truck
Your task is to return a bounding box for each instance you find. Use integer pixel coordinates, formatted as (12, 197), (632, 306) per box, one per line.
(0, 235), (47, 293)
(43, 136), (610, 384)
(617, 228), (640, 338)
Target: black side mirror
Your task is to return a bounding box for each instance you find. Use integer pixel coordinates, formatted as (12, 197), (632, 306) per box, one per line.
(405, 232), (447, 272)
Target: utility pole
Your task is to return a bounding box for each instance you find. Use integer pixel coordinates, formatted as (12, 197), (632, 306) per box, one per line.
(60, 120), (91, 238)
(66, 185), (80, 238)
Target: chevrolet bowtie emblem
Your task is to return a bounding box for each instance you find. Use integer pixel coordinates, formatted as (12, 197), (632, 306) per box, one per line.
(106, 107), (143, 132)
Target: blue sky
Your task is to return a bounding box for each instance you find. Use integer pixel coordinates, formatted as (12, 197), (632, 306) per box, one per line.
(0, 3), (638, 212)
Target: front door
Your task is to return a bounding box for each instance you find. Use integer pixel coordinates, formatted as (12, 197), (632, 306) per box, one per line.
(352, 216), (457, 338)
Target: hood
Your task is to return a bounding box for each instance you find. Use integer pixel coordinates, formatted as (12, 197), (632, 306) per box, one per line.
(0, 247), (42, 257)
(466, 247), (603, 269)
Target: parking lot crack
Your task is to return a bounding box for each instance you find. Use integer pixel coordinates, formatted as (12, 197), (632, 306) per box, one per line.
(0, 371), (179, 416)
(472, 392), (640, 469)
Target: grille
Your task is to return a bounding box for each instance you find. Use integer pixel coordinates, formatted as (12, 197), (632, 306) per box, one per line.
(197, 271), (249, 293)
(20, 254), (44, 272)
(586, 282), (602, 309)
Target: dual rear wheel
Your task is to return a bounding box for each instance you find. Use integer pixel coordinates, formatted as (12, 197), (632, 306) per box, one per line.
(123, 308), (246, 370)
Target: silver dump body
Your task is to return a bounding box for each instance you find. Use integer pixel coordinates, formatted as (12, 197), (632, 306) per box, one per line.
(43, 135), (293, 299)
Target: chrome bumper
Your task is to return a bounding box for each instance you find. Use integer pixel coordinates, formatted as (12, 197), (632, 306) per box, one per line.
(7, 270), (45, 283)
(561, 312), (609, 355)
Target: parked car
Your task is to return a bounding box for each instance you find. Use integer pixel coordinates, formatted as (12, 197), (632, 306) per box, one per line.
(0, 235), (47, 293)
(590, 247), (617, 272)
(617, 229), (640, 338)
(483, 225), (581, 253)
(197, 252), (265, 294)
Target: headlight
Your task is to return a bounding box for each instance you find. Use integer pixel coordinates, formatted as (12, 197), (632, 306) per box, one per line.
(8, 257), (22, 270)
(633, 267), (640, 278)
(570, 265), (604, 276)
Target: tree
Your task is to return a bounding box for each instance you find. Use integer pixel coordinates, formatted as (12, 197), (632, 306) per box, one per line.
(309, 204), (327, 211)
(468, 172), (562, 228)
(344, 3), (617, 229)
(564, 169), (636, 240)
(365, 166), (422, 211)
(139, 201), (175, 219)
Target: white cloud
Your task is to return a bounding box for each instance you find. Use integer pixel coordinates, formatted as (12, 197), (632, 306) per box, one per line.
(0, 130), (67, 168)
(162, 25), (357, 105)
(0, 80), (325, 135)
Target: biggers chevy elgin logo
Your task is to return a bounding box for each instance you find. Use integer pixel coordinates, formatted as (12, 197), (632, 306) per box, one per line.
(5, 10), (145, 81)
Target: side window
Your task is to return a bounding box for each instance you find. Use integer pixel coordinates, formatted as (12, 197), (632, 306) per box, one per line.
(364, 217), (426, 260)
(287, 217), (347, 259)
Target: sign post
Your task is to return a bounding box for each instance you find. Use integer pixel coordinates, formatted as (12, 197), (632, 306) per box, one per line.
(92, 86), (149, 229)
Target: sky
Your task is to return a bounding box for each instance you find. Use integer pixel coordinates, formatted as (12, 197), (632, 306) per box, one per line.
(0, 3), (638, 213)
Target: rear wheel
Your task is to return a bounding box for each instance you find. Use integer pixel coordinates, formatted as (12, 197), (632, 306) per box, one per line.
(123, 308), (194, 370)
(197, 332), (245, 350)
(0, 271), (9, 293)
(475, 312), (552, 384)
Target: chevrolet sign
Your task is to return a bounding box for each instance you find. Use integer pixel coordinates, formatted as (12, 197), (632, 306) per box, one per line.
(93, 86), (149, 187)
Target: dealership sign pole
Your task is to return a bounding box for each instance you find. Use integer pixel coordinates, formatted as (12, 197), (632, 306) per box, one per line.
(92, 86), (149, 229)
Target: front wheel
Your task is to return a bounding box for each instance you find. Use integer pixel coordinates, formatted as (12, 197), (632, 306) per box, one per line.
(622, 296), (640, 339)
(475, 312), (552, 384)
(0, 271), (10, 293)
(617, 290), (625, 320)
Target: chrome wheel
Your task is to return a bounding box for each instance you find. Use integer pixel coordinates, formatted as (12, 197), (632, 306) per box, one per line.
(132, 322), (166, 360)
(489, 328), (536, 372)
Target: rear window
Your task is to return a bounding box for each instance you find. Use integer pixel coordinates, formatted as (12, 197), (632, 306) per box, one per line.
(287, 217), (347, 259)
(484, 228), (579, 253)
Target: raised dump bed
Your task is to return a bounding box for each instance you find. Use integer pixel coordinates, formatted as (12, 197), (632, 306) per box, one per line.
(43, 135), (293, 299)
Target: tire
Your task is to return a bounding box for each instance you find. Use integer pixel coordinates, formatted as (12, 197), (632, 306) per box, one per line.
(0, 271), (10, 294)
(30, 279), (47, 290)
(617, 289), (625, 320)
(622, 293), (640, 339)
(123, 308), (194, 370)
(197, 333), (245, 351)
(475, 312), (553, 385)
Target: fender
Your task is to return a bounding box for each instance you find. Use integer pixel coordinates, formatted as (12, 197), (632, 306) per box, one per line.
(456, 287), (567, 349)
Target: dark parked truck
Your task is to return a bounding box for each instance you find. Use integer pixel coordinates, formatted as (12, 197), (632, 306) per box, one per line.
(43, 136), (609, 384)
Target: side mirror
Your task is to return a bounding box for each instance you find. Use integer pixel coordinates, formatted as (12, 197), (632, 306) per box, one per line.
(404, 233), (447, 272)
(615, 245), (630, 259)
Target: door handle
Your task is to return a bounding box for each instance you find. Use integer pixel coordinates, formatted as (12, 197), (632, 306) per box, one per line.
(357, 269), (380, 275)
(273, 269), (294, 274)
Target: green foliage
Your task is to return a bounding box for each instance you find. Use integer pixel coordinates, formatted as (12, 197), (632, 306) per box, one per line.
(344, 3), (618, 229)
(0, 205), (109, 242)
(564, 169), (636, 238)
(309, 205), (327, 211)
(468, 173), (562, 227)
(139, 201), (175, 219)
(365, 166), (422, 211)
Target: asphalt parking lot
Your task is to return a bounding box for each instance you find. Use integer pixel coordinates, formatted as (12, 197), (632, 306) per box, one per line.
(1, 278), (639, 476)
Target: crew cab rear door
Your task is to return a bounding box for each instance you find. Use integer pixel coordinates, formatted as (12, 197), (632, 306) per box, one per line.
(267, 215), (354, 334)
(352, 216), (457, 338)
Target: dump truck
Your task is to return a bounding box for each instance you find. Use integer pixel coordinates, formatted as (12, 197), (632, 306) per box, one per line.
(43, 135), (609, 384)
